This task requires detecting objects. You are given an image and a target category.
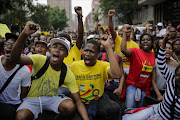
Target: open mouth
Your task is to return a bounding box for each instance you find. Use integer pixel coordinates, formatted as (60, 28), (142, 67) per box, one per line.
(166, 53), (170, 56)
(6, 50), (11, 56)
(84, 58), (91, 64)
(37, 50), (42, 54)
(52, 53), (59, 62)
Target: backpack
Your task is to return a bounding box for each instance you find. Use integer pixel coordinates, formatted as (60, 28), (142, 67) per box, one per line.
(101, 53), (120, 64)
(31, 56), (67, 87)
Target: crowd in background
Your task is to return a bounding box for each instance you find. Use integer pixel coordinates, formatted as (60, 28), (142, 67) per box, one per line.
(0, 6), (180, 120)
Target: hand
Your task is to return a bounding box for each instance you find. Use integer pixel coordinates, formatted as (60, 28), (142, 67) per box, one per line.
(113, 87), (122, 96)
(163, 33), (170, 41)
(51, 25), (54, 31)
(108, 10), (116, 17)
(74, 6), (82, 16)
(22, 21), (38, 36)
(157, 95), (163, 101)
(100, 34), (112, 49)
(122, 26), (132, 34)
(144, 22), (150, 29)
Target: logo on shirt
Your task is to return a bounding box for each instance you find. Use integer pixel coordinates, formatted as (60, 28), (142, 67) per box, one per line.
(141, 60), (154, 72)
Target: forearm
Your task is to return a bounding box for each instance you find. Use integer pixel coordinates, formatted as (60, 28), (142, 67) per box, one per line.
(161, 38), (166, 49)
(51, 30), (54, 38)
(152, 79), (162, 98)
(146, 27), (150, 34)
(121, 33), (132, 57)
(76, 16), (83, 49)
(76, 101), (89, 120)
(106, 47), (120, 78)
(11, 32), (28, 63)
(108, 16), (116, 40)
(20, 87), (29, 100)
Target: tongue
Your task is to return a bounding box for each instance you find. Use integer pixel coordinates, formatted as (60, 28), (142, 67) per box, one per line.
(52, 56), (59, 62)
(85, 59), (90, 64)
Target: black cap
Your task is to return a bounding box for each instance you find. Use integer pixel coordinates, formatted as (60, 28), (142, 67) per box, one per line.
(35, 41), (48, 48)
(5, 33), (18, 41)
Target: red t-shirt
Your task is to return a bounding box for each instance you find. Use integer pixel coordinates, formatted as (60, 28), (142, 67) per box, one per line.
(126, 48), (155, 95)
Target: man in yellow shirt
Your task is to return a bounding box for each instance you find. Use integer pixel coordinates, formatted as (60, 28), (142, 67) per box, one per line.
(108, 10), (139, 75)
(71, 36), (121, 120)
(59, 6), (84, 66)
(10, 22), (89, 120)
(58, 6), (84, 95)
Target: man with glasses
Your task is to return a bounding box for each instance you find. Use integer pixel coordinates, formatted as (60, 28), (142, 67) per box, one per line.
(0, 33), (31, 120)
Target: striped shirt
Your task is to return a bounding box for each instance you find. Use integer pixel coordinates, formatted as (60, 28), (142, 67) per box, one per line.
(157, 48), (180, 119)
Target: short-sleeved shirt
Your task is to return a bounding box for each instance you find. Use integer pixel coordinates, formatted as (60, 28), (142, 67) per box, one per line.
(0, 56), (31, 105)
(98, 52), (122, 89)
(115, 35), (139, 67)
(27, 54), (79, 98)
(71, 60), (110, 104)
(126, 48), (155, 95)
(63, 45), (82, 66)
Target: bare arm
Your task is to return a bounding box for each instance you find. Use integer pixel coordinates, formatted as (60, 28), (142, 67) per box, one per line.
(130, 29), (135, 40)
(51, 25), (54, 38)
(121, 27), (132, 57)
(75, 6), (83, 50)
(108, 10), (117, 40)
(72, 92), (89, 120)
(11, 22), (38, 65)
(151, 68), (163, 101)
(101, 35), (121, 78)
(20, 86), (29, 100)
(144, 22), (150, 34)
(113, 61), (125, 95)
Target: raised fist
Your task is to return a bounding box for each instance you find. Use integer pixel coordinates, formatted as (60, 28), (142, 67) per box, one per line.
(108, 10), (116, 17)
(144, 22), (150, 29)
(23, 21), (38, 36)
(74, 6), (82, 16)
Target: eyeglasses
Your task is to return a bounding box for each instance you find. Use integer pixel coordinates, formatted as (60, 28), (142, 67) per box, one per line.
(4, 42), (15, 47)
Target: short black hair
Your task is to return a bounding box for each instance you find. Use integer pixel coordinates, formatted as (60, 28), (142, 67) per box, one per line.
(172, 39), (180, 49)
(5, 33), (18, 42)
(86, 40), (100, 53)
(166, 41), (174, 51)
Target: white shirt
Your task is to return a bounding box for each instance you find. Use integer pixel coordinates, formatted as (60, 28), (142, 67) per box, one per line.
(156, 28), (166, 37)
(0, 56), (31, 105)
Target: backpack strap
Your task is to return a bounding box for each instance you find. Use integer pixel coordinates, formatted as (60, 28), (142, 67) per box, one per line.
(31, 56), (67, 86)
(0, 65), (24, 94)
(101, 53), (106, 61)
(114, 54), (119, 64)
(101, 53), (120, 64)
(59, 62), (67, 86)
(31, 56), (50, 81)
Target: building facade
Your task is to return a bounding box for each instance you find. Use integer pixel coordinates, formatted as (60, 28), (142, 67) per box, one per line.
(47, 0), (73, 31)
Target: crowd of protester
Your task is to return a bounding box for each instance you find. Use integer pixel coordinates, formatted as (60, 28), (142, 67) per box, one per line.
(0, 6), (180, 120)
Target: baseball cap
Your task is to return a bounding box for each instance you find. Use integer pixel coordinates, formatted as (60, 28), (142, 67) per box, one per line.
(5, 33), (18, 41)
(35, 41), (48, 48)
(157, 22), (163, 27)
(50, 37), (70, 53)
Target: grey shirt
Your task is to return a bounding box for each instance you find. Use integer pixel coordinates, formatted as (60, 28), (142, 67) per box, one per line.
(155, 58), (176, 90)
(0, 56), (31, 105)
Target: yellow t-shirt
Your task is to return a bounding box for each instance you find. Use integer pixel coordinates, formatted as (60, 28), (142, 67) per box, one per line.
(27, 54), (79, 98)
(44, 31), (50, 36)
(115, 35), (139, 67)
(38, 31), (45, 37)
(63, 45), (82, 66)
(71, 60), (110, 104)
